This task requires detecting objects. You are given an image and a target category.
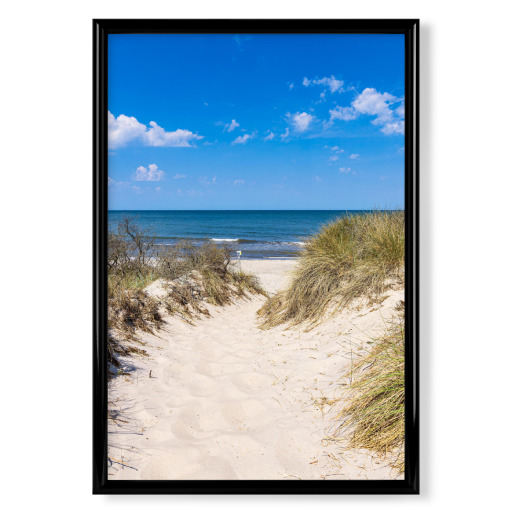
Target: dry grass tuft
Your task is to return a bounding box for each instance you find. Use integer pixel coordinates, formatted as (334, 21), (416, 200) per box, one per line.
(107, 217), (265, 370)
(108, 277), (163, 336)
(258, 211), (404, 328)
(335, 310), (405, 473)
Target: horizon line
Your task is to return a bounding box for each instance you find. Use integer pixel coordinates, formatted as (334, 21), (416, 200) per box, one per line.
(108, 208), (403, 212)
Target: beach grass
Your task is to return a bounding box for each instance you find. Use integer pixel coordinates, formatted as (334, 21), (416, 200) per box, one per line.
(107, 217), (265, 369)
(336, 308), (405, 472)
(258, 210), (404, 328)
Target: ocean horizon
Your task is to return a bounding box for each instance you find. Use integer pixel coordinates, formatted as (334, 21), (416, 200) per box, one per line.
(108, 209), (381, 259)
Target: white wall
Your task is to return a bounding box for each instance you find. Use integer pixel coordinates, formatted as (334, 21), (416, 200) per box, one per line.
(1, 1), (510, 509)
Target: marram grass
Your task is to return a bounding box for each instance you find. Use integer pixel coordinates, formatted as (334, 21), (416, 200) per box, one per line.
(336, 311), (405, 473)
(258, 210), (405, 328)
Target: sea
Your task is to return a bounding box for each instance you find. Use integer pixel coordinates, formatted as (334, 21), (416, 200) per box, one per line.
(108, 210), (370, 260)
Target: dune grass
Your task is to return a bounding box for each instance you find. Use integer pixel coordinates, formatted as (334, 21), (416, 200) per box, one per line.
(258, 210), (404, 328)
(107, 217), (265, 370)
(336, 308), (405, 473)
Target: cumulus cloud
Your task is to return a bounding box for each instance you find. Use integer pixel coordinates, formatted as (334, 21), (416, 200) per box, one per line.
(233, 179), (245, 186)
(108, 111), (203, 148)
(173, 173), (187, 179)
(108, 112), (147, 148)
(349, 154), (360, 159)
(303, 75), (344, 93)
(289, 82), (295, 90)
(328, 105), (358, 123)
(325, 88), (405, 135)
(339, 167), (352, 174)
(352, 88), (397, 119)
(280, 127), (290, 140)
(226, 119), (240, 132)
(144, 121), (203, 147)
(329, 155), (339, 162)
(232, 133), (252, 145)
(263, 131), (275, 141)
(133, 163), (165, 181)
(352, 88), (404, 134)
(380, 120), (405, 135)
(286, 111), (315, 132)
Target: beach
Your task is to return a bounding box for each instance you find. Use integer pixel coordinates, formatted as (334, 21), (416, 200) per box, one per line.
(108, 258), (404, 480)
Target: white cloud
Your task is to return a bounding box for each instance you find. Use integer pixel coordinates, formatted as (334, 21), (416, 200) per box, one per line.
(328, 106), (358, 125)
(289, 82), (295, 90)
(233, 179), (245, 186)
(144, 121), (203, 147)
(303, 75), (344, 93)
(263, 131), (275, 141)
(286, 111), (315, 132)
(108, 111), (203, 148)
(232, 133), (252, 145)
(312, 175), (322, 182)
(339, 167), (352, 174)
(155, 186), (161, 191)
(380, 120), (405, 135)
(108, 112), (147, 148)
(329, 155), (339, 162)
(349, 154), (360, 159)
(352, 88), (397, 119)
(325, 88), (405, 135)
(226, 119), (240, 132)
(280, 127), (290, 140)
(173, 173), (187, 179)
(352, 88), (404, 135)
(108, 177), (115, 187)
(133, 163), (165, 181)
(325, 145), (344, 154)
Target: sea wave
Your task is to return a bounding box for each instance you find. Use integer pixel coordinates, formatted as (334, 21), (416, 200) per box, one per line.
(220, 238), (305, 246)
(155, 237), (306, 246)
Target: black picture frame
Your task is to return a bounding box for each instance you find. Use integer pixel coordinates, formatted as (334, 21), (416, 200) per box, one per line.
(93, 18), (419, 495)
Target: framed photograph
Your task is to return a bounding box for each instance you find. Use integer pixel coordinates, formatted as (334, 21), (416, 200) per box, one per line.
(93, 19), (419, 494)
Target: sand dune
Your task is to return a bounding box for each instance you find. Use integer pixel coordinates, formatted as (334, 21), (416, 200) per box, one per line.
(108, 259), (404, 480)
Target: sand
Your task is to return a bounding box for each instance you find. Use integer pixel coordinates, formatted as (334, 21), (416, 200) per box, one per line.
(108, 259), (404, 480)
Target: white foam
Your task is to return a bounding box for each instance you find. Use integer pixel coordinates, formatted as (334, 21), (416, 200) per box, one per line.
(211, 238), (239, 242)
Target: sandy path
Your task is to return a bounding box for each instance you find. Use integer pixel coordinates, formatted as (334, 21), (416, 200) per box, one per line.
(108, 260), (403, 480)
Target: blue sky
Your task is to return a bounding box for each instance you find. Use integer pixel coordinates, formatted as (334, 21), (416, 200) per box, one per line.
(108, 34), (405, 210)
